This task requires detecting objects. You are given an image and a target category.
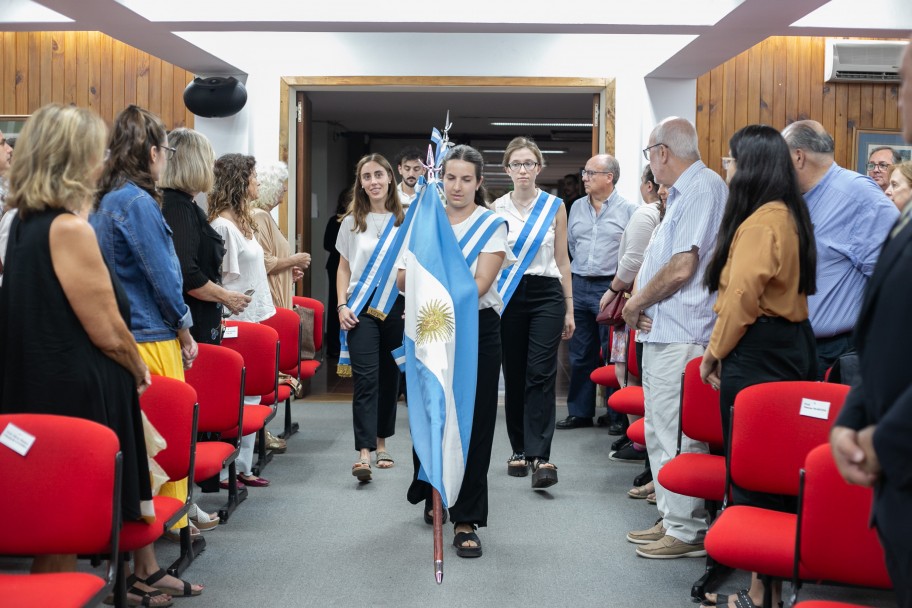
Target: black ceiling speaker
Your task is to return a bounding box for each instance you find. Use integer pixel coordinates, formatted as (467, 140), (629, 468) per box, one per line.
(183, 76), (247, 118)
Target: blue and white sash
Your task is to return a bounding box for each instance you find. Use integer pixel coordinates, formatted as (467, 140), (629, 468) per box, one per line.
(496, 191), (562, 308)
(337, 215), (401, 377)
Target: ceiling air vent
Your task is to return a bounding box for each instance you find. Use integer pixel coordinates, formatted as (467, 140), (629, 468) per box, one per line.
(825, 39), (905, 83)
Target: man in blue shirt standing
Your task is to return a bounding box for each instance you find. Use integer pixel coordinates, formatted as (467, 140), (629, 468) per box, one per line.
(781, 120), (898, 377)
(557, 154), (637, 429)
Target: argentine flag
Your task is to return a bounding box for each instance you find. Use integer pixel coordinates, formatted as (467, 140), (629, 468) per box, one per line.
(403, 182), (479, 509)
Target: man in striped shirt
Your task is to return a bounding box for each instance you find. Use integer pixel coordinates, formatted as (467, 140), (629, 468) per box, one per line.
(621, 117), (728, 560)
(781, 120), (898, 378)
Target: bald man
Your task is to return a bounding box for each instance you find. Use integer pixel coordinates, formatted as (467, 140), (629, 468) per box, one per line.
(831, 37), (912, 608)
(781, 120), (898, 376)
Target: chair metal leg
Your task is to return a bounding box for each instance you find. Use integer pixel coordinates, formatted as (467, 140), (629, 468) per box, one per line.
(167, 524), (207, 577)
(254, 427), (273, 474)
(113, 552), (128, 608)
(691, 554), (733, 602)
(278, 397), (299, 440)
(218, 461), (247, 523)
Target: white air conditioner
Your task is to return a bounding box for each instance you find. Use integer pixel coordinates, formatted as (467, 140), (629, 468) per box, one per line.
(825, 39), (905, 83)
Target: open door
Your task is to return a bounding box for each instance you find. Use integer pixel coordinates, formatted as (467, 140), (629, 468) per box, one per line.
(295, 91), (312, 297)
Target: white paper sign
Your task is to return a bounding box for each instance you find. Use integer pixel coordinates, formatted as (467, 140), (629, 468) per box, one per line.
(223, 326), (239, 339)
(0, 422), (36, 456)
(799, 398), (831, 420)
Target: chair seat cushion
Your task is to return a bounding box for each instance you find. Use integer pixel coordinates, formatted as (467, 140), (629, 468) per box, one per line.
(0, 572), (106, 608)
(260, 385), (292, 406)
(590, 365), (619, 389)
(705, 505), (797, 578)
(627, 417), (645, 445)
(221, 405), (271, 438)
(608, 386), (645, 416)
(298, 360), (321, 380)
(657, 453), (726, 502)
(119, 495), (183, 551)
(194, 441), (237, 481)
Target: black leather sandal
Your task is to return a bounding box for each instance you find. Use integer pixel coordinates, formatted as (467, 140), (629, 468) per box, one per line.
(507, 452), (528, 477)
(531, 458), (558, 489)
(453, 524), (482, 558)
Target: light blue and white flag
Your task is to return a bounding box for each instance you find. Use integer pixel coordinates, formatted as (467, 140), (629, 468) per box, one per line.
(403, 181), (478, 509)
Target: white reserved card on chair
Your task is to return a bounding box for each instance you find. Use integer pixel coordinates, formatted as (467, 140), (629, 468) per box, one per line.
(0, 422), (36, 456)
(223, 326), (239, 339)
(799, 398), (830, 420)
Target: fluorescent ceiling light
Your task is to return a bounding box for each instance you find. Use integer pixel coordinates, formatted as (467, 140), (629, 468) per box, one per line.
(491, 121), (592, 128)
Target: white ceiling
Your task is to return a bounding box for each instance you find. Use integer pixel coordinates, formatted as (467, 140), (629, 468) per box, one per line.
(2, 0), (910, 182)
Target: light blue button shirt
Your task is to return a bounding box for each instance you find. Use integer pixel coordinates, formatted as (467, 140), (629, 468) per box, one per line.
(568, 190), (637, 277)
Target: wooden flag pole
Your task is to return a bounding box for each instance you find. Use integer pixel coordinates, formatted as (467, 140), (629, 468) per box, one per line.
(433, 488), (443, 583)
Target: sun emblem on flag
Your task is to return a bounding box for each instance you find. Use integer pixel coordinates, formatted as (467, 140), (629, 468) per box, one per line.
(416, 299), (455, 346)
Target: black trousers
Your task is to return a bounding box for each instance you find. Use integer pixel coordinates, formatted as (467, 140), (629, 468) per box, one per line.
(408, 308), (501, 528)
(720, 316), (816, 510)
(501, 275), (564, 460)
(348, 295), (404, 451)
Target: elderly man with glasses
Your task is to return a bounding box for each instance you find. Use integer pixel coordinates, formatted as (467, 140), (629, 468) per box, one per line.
(867, 146), (903, 193)
(557, 154), (637, 431)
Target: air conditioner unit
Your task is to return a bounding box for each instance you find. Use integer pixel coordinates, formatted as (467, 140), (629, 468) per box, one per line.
(825, 39), (904, 83)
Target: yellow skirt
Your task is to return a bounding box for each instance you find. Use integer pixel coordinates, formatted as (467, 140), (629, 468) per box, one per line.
(138, 339), (189, 529)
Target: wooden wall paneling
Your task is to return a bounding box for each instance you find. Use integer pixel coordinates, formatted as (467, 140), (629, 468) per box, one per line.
(88, 32), (102, 113)
(833, 84), (849, 166)
(871, 83), (886, 129)
(15, 33), (28, 114)
(747, 45), (761, 125)
(796, 38), (813, 122)
(784, 37), (799, 125)
(722, 56), (736, 163)
(708, 64), (724, 174)
(807, 38), (823, 122)
(884, 84), (899, 130)
(758, 38), (774, 126)
(148, 55), (162, 116)
(172, 68), (187, 128)
(27, 33), (40, 113)
(50, 32), (64, 104)
(64, 32), (76, 105)
(100, 34), (114, 122)
(123, 45), (136, 108)
(2, 35), (14, 113)
(136, 49), (150, 109)
(695, 67), (711, 161)
(75, 32), (89, 108)
(733, 50), (749, 131)
(846, 83), (862, 142)
(604, 80), (616, 156)
(112, 39), (125, 116)
(159, 60), (173, 128)
(772, 36), (787, 128)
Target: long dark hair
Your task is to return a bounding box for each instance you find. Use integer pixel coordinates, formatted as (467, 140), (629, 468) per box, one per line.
(97, 105), (167, 206)
(443, 144), (488, 206)
(704, 124), (816, 295)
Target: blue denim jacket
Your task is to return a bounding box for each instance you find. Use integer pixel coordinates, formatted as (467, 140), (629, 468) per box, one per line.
(90, 181), (192, 342)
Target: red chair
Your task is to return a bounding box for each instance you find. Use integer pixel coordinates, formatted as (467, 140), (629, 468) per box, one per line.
(626, 417), (645, 445)
(794, 603), (874, 608)
(292, 295), (325, 384)
(605, 331), (644, 417)
(139, 376), (201, 577)
(260, 307), (304, 439)
(0, 414), (121, 608)
(185, 344), (247, 522)
(222, 320), (280, 474)
(115, 376), (196, 605)
(789, 445), (892, 605)
(704, 381), (850, 608)
(655, 357), (726, 601)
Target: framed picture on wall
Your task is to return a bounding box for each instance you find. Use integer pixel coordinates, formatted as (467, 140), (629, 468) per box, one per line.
(0, 115), (29, 142)
(852, 128), (912, 175)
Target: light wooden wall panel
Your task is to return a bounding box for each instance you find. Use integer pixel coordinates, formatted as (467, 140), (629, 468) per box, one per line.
(0, 31), (194, 130)
(695, 36), (902, 175)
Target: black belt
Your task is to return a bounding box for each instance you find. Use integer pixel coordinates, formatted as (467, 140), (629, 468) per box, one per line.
(816, 331), (851, 343)
(574, 274), (614, 282)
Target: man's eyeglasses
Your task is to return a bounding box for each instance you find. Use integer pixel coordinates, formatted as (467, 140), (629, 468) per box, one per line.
(506, 160), (540, 171)
(721, 157), (735, 170)
(866, 162), (891, 171)
(642, 143), (665, 161)
(581, 169), (611, 179)
(159, 145), (177, 160)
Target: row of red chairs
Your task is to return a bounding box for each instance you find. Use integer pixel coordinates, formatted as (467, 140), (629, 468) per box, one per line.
(0, 297), (325, 607)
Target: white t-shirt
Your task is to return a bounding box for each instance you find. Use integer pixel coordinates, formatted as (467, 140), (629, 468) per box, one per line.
(210, 216), (275, 323)
(397, 183), (417, 208)
(492, 192), (561, 279)
(335, 212), (398, 298)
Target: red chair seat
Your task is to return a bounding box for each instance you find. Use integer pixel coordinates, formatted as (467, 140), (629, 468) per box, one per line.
(705, 506), (797, 578)
(794, 602), (873, 608)
(297, 359), (321, 380)
(658, 453), (726, 502)
(0, 572), (106, 608)
(221, 404), (271, 439)
(590, 365), (619, 390)
(194, 441), (237, 481)
(119, 495), (184, 551)
(627, 417), (645, 444)
(608, 386), (644, 416)
(260, 384), (292, 407)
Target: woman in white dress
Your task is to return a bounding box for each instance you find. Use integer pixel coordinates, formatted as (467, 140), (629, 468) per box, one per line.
(208, 153), (275, 488)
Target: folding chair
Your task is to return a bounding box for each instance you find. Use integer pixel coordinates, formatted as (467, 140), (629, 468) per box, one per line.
(704, 381), (850, 608)
(139, 376), (201, 577)
(0, 414), (122, 608)
(222, 320), (280, 474)
(184, 343), (247, 523)
(789, 444), (892, 605)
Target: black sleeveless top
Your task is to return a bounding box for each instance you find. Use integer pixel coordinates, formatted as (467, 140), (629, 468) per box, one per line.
(0, 208), (152, 520)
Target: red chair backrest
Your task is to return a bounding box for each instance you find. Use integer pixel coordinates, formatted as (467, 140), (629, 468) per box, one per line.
(185, 344), (245, 433)
(0, 414), (120, 555)
(223, 320), (280, 397)
(260, 307), (301, 372)
(798, 444), (892, 589)
(140, 375), (197, 481)
(627, 329), (639, 379)
(293, 296), (324, 353)
(731, 381), (849, 496)
(680, 357), (722, 449)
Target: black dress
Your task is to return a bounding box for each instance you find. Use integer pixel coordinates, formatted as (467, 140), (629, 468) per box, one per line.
(161, 188), (227, 345)
(0, 208), (152, 521)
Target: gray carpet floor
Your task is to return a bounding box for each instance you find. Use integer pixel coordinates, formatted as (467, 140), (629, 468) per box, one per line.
(149, 394), (896, 608)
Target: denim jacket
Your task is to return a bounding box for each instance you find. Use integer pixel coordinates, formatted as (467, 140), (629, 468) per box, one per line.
(90, 181), (192, 342)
